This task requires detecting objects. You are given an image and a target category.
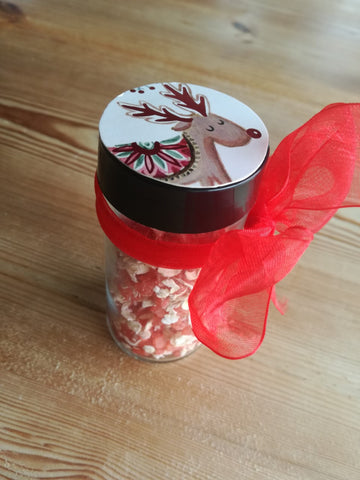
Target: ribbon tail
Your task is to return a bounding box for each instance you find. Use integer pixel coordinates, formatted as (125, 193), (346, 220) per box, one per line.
(190, 284), (272, 360)
(339, 104), (360, 208)
(271, 286), (288, 315)
(189, 227), (313, 359)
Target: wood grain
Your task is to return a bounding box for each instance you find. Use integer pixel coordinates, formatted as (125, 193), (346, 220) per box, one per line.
(1, 0), (360, 479)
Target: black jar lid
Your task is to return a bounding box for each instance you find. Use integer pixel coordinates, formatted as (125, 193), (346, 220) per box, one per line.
(97, 83), (269, 234)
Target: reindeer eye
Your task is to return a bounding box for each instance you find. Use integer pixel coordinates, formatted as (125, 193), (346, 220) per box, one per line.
(217, 119), (225, 125)
(206, 125), (214, 131)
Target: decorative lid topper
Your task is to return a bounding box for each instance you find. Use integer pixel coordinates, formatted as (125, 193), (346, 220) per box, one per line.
(97, 83), (269, 233)
(99, 83), (269, 188)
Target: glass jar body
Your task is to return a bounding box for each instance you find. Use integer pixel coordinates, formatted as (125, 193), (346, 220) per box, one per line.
(105, 236), (202, 362)
(103, 210), (247, 362)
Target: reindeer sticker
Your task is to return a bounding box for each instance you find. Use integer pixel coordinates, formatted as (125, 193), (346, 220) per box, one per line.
(107, 83), (264, 187)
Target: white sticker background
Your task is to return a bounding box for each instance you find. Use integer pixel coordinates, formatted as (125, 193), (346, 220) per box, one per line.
(99, 83), (269, 188)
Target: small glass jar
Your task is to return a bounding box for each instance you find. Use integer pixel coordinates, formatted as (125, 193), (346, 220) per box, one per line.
(96, 82), (269, 361)
(103, 209), (249, 362)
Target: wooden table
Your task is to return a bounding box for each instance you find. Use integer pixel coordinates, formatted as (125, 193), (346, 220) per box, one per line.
(1, 1), (359, 478)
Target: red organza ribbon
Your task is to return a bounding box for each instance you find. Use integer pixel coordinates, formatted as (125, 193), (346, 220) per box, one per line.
(190, 103), (360, 358)
(95, 178), (213, 269)
(96, 103), (360, 360)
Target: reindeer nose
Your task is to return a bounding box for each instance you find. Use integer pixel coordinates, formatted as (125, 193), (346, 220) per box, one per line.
(246, 128), (262, 139)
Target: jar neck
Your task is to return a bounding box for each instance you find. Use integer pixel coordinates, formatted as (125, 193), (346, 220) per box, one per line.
(108, 199), (247, 245)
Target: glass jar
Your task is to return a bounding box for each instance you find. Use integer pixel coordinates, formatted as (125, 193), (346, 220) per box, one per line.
(96, 82), (269, 361)
(105, 240), (202, 361)
(103, 209), (249, 361)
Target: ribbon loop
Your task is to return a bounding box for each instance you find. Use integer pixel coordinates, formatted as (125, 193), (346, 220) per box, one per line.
(190, 103), (360, 359)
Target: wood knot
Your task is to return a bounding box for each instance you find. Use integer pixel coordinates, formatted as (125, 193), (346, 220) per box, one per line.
(0, 1), (25, 23)
(232, 21), (255, 43)
(232, 21), (252, 34)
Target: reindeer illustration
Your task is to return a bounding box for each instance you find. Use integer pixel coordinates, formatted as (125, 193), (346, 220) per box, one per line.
(114, 83), (262, 186)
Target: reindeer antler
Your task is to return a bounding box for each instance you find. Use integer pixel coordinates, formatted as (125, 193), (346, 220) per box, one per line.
(119, 101), (193, 124)
(162, 83), (209, 117)
(118, 83), (209, 123)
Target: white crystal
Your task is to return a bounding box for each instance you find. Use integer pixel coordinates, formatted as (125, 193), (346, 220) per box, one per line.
(119, 334), (141, 347)
(181, 299), (189, 311)
(113, 292), (126, 304)
(139, 321), (153, 340)
(153, 285), (170, 298)
(170, 334), (196, 347)
(124, 258), (150, 282)
(157, 268), (182, 277)
(128, 320), (142, 334)
(121, 302), (136, 322)
(143, 345), (156, 354)
(161, 310), (179, 325)
(185, 270), (199, 281)
(142, 299), (154, 308)
(139, 329), (152, 340)
(162, 278), (180, 293)
(144, 321), (153, 332)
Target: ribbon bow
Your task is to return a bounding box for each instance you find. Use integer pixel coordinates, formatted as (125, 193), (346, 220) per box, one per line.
(189, 103), (360, 358)
(96, 103), (360, 359)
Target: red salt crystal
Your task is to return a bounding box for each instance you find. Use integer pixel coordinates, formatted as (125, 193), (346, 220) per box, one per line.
(150, 298), (171, 319)
(116, 322), (137, 344)
(116, 276), (136, 301)
(137, 310), (154, 324)
(171, 317), (190, 332)
(152, 332), (169, 351)
(134, 269), (159, 297)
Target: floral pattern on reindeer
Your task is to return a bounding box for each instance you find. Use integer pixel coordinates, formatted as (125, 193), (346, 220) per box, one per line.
(109, 135), (194, 179)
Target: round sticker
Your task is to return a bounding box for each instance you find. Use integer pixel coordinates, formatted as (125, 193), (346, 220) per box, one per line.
(99, 83), (269, 188)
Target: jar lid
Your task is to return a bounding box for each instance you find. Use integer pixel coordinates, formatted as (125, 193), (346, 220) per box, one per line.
(97, 82), (269, 233)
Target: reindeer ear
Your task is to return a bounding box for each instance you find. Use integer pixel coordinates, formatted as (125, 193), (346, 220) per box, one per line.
(172, 121), (191, 131)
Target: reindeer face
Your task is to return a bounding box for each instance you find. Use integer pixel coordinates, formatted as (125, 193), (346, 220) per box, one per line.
(190, 114), (251, 147)
(172, 113), (262, 148)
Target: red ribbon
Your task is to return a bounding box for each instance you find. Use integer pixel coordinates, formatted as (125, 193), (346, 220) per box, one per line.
(96, 103), (360, 359)
(95, 177), (214, 269)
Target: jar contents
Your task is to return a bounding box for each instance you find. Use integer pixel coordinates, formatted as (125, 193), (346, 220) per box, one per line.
(106, 247), (201, 361)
